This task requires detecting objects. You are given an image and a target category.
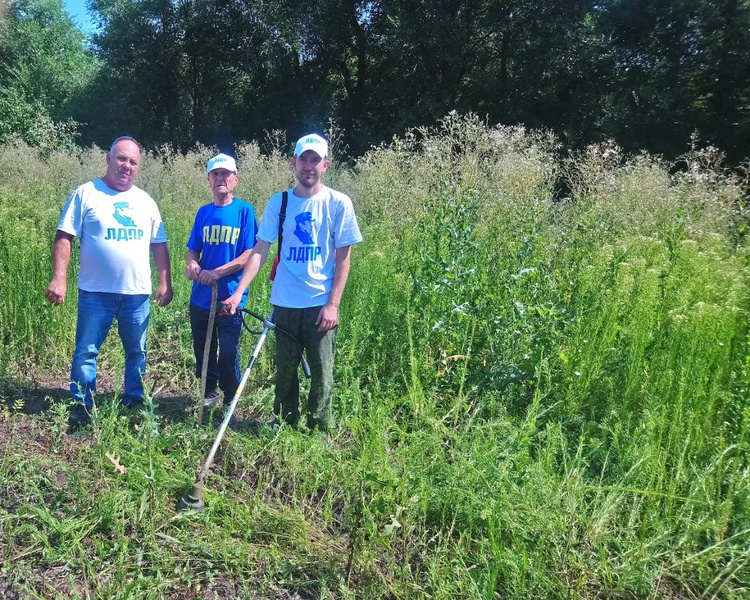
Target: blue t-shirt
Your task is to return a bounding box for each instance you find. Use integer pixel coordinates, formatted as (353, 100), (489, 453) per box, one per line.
(186, 199), (258, 309)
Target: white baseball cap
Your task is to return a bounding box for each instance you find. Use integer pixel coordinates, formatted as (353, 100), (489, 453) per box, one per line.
(294, 134), (328, 159)
(206, 153), (237, 174)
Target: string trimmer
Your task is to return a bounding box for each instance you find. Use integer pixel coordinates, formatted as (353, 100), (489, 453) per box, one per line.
(178, 307), (309, 511)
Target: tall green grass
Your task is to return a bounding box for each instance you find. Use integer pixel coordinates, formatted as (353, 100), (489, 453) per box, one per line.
(1, 115), (748, 598)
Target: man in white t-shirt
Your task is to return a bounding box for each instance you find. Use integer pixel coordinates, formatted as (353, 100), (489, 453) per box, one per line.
(45, 136), (174, 427)
(224, 133), (362, 433)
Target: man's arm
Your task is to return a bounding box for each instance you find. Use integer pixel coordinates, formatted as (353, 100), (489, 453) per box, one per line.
(194, 248), (253, 285)
(151, 242), (174, 306)
(185, 248), (202, 281)
(316, 245), (353, 332)
(45, 230), (74, 305)
(224, 240), (271, 313)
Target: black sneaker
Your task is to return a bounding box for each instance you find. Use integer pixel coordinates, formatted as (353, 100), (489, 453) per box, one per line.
(203, 389), (220, 408)
(123, 397), (145, 411)
(69, 403), (92, 427)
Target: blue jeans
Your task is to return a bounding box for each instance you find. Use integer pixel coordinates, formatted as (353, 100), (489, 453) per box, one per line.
(189, 303), (243, 401)
(71, 290), (150, 408)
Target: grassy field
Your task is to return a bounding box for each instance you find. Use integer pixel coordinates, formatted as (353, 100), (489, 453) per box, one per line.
(0, 115), (748, 599)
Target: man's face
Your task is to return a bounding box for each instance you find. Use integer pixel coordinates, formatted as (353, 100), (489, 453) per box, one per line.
(208, 168), (238, 196)
(299, 218), (312, 234)
(105, 140), (140, 191)
(292, 150), (329, 187)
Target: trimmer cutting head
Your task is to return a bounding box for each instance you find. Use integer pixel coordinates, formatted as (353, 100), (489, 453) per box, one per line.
(177, 484), (205, 511)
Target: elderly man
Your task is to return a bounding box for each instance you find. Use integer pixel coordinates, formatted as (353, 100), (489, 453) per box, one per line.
(185, 153), (258, 418)
(224, 134), (362, 433)
(46, 136), (173, 426)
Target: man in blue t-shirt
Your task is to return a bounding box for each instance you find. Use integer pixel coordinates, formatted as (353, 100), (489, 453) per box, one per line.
(185, 153), (258, 414)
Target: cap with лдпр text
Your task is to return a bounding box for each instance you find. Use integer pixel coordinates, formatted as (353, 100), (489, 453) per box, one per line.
(206, 153), (237, 174)
(294, 134), (328, 159)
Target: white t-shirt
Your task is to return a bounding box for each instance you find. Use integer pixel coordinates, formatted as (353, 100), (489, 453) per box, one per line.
(258, 186), (362, 308)
(57, 178), (167, 294)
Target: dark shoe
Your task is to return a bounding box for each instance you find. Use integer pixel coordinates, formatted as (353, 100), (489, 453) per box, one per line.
(203, 388), (220, 408)
(223, 407), (238, 428)
(122, 397), (145, 411)
(69, 403), (92, 427)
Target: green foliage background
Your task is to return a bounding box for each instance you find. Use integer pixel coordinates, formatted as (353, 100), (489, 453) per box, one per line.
(2, 0), (749, 164)
(0, 116), (749, 598)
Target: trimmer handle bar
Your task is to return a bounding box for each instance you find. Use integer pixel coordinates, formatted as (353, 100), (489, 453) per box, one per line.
(220, 305), (311, 379)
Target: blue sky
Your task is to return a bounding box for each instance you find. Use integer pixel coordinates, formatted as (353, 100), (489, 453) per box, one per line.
(63, 0), (97, 33)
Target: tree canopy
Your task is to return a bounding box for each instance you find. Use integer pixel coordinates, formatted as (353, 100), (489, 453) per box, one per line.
(1, 0), (748, 163)
(0, 0), (97, 148)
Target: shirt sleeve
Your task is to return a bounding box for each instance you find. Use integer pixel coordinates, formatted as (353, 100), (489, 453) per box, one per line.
(238, 204), (259, 251)
(257, 193), (282, 244)
(56, 188), (84, 237)
(333, 194), (363, 248)
(148, 194), (168, 243)
(186, 205), (205, 252)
